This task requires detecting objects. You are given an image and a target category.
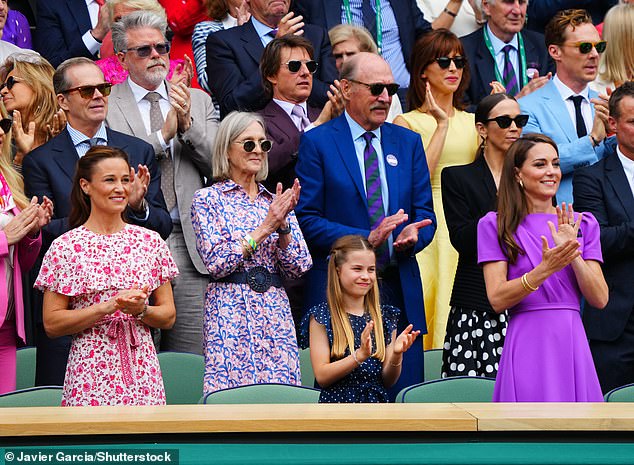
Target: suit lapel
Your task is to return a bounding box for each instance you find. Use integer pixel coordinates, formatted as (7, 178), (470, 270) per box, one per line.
(68, 0), (92, 36)
(263, 101), (298, 140)
(541, 81), (578, 141)
(52, 130), (81, 181)
(605, 152), (634, 220)
(241, 21), (265, 65)
(475, 155), (498, 202)
(474, 31), (497, 95)
(381, 124), (400, 216)
(112, 81), (148, 142)
(332, 116), (366, 203)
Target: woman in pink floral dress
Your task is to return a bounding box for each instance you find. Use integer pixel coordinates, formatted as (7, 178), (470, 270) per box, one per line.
(35, 147), (178, 406)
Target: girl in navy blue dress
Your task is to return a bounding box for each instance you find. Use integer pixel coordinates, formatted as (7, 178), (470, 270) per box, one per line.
(301, 235), (420, 403)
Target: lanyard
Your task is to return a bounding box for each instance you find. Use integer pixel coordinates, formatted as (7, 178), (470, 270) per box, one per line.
(482, 27), (528, 89)
(343, 0), (383, 55)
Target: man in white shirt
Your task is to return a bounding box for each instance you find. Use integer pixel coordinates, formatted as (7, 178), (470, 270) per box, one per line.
(107, 11), (218, 354)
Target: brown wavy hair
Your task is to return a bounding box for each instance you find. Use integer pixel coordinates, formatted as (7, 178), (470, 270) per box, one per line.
(544, 9), (593, 47)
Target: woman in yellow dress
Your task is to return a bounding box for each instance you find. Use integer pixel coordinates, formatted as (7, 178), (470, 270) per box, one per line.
(394, 29), (479, 349)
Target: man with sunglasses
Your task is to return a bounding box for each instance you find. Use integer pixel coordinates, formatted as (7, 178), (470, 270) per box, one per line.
(105, 12), (218, 355)
(461, 0), (554, 109)
(22, 56), (172, 386)
(296, 52), (436, 400)
(519, 9), (610, 204)
(205, 0), (337, 118)
(573, 81), (634, 396)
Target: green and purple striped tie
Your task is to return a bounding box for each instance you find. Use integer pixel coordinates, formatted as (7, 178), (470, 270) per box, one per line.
(363, 132), (390, 267)
(502, 44), (519, 96)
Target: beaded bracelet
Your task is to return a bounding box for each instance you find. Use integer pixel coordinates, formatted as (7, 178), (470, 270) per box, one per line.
(245, 234), (258, 253)
(351, 350), (362, 367)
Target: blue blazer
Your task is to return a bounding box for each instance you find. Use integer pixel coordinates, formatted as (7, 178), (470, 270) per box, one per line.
(293, 0), (430, 72)
(34, 0), (96, 67)
(22, 127), (173, 251)
(205, 19), (337, 117)
(461, 28), (554, 110)
(519, 79), (607, 204)
(295, 114), (436, 331)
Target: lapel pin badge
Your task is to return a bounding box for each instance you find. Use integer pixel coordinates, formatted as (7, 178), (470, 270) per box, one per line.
(386, 154), (398, 167)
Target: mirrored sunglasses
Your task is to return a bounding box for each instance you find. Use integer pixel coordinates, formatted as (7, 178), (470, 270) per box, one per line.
(0, 76), (23, 91)
(435, 56), (466, 69)
(0, 118), (12, 134)
(349, 79), (400, 96)
(565, 41), (607, 54)
(63, 83), (112, 99)
(235, 139), (273, 152)
(123, 42), (171, 58)
(485, 114), (529, 129)
(284, 60), (318, 73)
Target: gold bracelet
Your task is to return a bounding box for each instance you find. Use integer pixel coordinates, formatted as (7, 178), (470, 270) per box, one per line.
(521, 272), (539, 292)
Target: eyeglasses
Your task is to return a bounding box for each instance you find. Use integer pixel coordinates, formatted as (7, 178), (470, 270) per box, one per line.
(485, 114), (529, 128)
(122, 42), (171, 58)
(283, 60), (318, 73)
(435, 56), (466, 69)
(0, 76), (24, 91)
(563, 41), (607, 54)
(63, 83), (112, 99)
(234, 139), (273, 152)
(0, 118), (12, 133)
(348, 79), (400, 96)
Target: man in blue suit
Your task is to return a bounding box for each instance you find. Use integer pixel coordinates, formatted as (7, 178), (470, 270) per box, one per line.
(22, 57), (172, 386)
(34, 0), (111, 67)
(573, 82), (634, 394)
(519, 9), (609, 204)
(296, 52), (436, 397)
(205, 0), (337, 118)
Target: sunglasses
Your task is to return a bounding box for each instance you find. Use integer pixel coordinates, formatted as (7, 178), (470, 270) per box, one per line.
(123, 42), (171, 58)
(63, 83), (112, 99)
(0, 118), (12, 133)
(0, 76), (24, 91)
(435, 56), (466, 69)
(235, 139), (273, 152)
(283, 60), (318, 74)
(563, 41), (607, 54)
(485, 114), (529, 129)
(348, 79), (400, 96)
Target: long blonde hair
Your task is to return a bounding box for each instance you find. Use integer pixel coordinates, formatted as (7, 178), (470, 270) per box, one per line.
(327, 235), (386, 361)
(0, 102), (29, 210)
(598, 4), (634, 86)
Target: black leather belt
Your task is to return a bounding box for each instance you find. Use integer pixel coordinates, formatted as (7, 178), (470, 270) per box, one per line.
(213, 266), (283, 293)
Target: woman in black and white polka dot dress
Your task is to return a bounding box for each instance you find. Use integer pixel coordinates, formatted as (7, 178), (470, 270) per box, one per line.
(439, 94), (525, 377)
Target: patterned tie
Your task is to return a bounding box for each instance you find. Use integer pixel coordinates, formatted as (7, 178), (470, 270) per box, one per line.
(362, 132), (389, 267)
(502, 44), (519, 96)
(291, 105), (310, 132)
(144, 91), (176, 211)
(569, 95), (588, 138)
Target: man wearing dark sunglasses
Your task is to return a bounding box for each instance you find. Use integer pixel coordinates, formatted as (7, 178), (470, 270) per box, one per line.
(205, 0), (337, 117)
(296, 52), (436, 400)
(22, 56), (172, 386)
(461, 0), (554, 109)
(106, 12), (219, 355)
(519, 9), (610, 204)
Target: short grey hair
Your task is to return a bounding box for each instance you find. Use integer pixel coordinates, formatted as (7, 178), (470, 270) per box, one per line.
(53, 57), (101, 94)
(111, 11), (168, 53)
(212, 112), (269, 182)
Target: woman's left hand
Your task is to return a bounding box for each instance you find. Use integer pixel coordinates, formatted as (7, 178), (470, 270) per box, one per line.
(425, 83), (448, 124)
(392, 324), (420, 355)
(548, 202), (582, 247)
(28, 196), (53, 236)
(115, 284), (150, 317)
(11, 110), (36, 159)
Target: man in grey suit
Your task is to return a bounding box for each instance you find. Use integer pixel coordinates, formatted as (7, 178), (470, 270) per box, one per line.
(107, 11), (219, 354)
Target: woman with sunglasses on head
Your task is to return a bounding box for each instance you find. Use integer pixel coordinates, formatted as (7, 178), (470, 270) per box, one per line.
(393, 29), (479, 350)
(191, 111), (312, 395)
(478, 133), (607, 401)
(0, 53), (61, 169)
(0, 101), (53, 394)
(440, 93), (527, 378)
(35, 146), (178, 406)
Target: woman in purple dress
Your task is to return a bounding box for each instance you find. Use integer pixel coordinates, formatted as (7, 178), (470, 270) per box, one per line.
(477, 133), (608, 402)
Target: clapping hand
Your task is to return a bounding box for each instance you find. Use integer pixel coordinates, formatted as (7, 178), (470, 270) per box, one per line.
(30, 196), (53, 235)
(265, 179), (300, 232)
(276, 11), (304, 37)
(128, 164), (150, 212)
(548, 202), (582, 247)
(393, 218), (433, 252)
(12, 110), (36, 158)
(46, 109), (67, 140)
(357, 320), (374, 362)
(392, 324), (420, 355)
(426, 82), (448, 124)
(3, 203), (39, 245)
(115, 284), (150, 317)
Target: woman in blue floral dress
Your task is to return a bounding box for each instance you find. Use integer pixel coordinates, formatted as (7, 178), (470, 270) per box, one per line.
(191, 112), (312, 395)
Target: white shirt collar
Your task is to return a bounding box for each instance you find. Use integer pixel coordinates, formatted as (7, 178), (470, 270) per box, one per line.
(127, 77), (169, 104)
(486, 24), (519, 54)
(553, 74), (591, 102)
(617, 144), (634, 182)
(222, 15), (238, 29)
(251, 17), (275, 41)
(344, 111), (381, 142)
(273, 98), (307, 118)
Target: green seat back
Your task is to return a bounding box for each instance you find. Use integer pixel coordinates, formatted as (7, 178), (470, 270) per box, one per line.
(424, 349), (443, 381)
(203, 383), (320, 404)
(299, 348), (315, 387)
(605, 383), (634, 402)
(157, 351), (204, 405)
(396, 376), (496, 403)
(16, 347), (36, 390)
(0, 387), (63, 407)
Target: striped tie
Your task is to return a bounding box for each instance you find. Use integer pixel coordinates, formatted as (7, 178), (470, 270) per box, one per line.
(363, 132), (389, 267)
(502, 44), (519, 96)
